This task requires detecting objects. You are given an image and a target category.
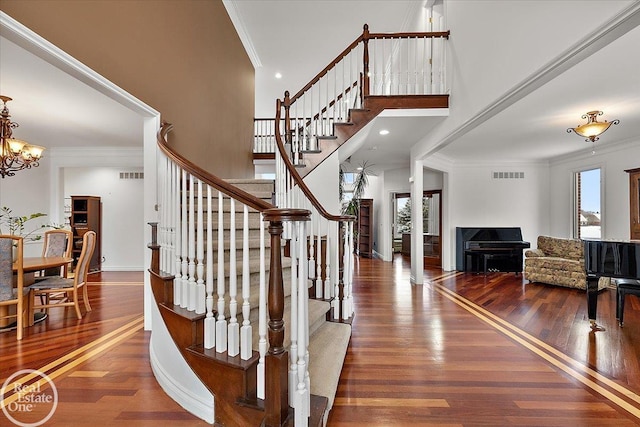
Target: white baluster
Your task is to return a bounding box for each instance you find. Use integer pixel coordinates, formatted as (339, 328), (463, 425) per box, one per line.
(204, 185), (215, 349)
(342, 221), (350, 320)
(169, 162), (176, 280)
(174, 163), (181, 306)
(288, 225), (299, 407)
(158, 157), (166, 272)
(240, 205), (252, 360)
(228, 198), (239, 357)
(324, 220), (332, 302)
(188, 175), (197, 311)
(257, 214), (267, 399)
(180, 170), (189, 308)
(333, 222), (340, 320)
(308, 210), (315, 286)
(346, 221), (354, 317)
(295, 220), (310, 425)
(315, 216), (322, 299)
(216, 190), (227, 352)
(196, 180), (206, 314)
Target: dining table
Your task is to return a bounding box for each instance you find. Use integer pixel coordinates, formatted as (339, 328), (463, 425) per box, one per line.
(20, 256), (74, 284)
(0, 256), (74, 329)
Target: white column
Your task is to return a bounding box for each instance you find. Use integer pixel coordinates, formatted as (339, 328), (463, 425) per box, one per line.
(410, 158), (424, 285)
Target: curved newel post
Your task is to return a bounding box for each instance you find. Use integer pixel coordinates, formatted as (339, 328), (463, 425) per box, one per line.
(263, 208), (311, 427)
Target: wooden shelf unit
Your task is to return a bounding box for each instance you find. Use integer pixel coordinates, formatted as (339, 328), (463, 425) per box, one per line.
(357, 199), (373, 258)
(71, 196), (102, 273)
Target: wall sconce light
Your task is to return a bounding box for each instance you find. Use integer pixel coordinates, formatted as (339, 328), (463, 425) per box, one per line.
(567, 110), (619, 143)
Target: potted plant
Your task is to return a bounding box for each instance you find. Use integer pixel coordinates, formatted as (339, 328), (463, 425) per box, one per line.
(0, 207), (62, 260)
(339, 161), (372, 253)
(0, 207), (51, 242)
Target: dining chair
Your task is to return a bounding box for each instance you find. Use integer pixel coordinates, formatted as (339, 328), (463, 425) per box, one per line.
(0, 235), (29, 340)
(30, 231), (95, 320)
(39, 229), (73, 278)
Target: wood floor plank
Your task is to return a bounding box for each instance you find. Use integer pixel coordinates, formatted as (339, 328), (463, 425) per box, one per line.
(4, 261), (640, 426)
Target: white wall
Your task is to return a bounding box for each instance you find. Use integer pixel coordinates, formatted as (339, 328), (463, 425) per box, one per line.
(549, 140), (640, 241)
(412, 1), (634, 161)
(303, 153), (341, 215)
(448, 162), (549, 270)
(0, 158), (52, 256)
(63, 167), (144, 271)
(373, 167), (443, 261)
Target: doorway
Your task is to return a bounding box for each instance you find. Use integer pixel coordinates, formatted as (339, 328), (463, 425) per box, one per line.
(392, 190), (441, 267)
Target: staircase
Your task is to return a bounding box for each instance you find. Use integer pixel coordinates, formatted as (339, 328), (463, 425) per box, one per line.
(149, 23), (450, 427)
(149, 156), (353, 426)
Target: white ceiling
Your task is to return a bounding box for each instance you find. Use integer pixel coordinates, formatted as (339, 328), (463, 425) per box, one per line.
(228, 0), (640, 172)
(0, 32), (143, 151)
(1, 2), (639, 174)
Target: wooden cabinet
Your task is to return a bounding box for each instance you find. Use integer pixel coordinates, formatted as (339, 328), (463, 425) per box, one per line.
(71, 196), (101, 273)
(357, 199), (373, 258)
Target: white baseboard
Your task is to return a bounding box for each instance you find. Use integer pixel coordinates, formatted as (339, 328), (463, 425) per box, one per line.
(98, 266), (144, 272)
(149, 336), (215, 424)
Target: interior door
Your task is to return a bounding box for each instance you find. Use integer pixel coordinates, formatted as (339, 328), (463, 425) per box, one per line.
(627, 168), (640, 240)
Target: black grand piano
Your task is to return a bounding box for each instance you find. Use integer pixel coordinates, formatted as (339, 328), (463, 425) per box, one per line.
(456, 227), (530, 274)
(584, 239), (640, 328)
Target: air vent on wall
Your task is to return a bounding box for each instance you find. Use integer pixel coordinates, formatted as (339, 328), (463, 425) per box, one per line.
(492, 171), (524, 179)
(119, 172), (144, 180)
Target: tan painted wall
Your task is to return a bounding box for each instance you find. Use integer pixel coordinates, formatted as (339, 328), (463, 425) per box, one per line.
(1, 0), (255, 178)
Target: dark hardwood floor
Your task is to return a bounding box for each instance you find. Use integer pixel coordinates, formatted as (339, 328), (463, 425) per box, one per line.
(3, 260), (640, 426)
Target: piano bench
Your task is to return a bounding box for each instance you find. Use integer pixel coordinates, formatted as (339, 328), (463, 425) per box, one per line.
(616, 279), (640, 326)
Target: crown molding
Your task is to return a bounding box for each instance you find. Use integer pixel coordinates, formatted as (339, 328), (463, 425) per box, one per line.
(222, 0), (262, 69)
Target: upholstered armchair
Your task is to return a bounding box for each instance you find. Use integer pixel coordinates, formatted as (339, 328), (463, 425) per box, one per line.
(524, 235), (609, 290)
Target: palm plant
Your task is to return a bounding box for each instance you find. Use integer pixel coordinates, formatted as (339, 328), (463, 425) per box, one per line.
(340, 161), (372, 216)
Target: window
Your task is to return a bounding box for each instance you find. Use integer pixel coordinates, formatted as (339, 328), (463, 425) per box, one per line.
(574, 168), (601, 239)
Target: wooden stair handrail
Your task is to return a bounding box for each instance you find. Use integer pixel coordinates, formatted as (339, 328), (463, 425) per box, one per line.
(367, 30), (450, 40)
(289, 24), (450, 105)
(158, 122), (273, 212)
(289, 36), (364, 105)
(275, 94), (355, 224)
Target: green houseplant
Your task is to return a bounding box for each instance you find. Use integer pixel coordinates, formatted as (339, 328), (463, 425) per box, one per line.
(340, 161), (372, 216)
(0, 206), (50, 241)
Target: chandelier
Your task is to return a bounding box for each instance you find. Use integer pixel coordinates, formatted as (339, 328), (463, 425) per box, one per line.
(567, 110), (620, 143)
(0, 95), (45, 178)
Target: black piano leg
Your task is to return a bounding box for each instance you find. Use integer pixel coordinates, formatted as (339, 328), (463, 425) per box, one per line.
(586, 276), (604, 331)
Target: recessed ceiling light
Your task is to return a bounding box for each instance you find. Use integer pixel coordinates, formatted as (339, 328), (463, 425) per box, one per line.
(275, 72), (282, 79)
(379, 129), (389, 135)
(357, 167), (363, 171)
